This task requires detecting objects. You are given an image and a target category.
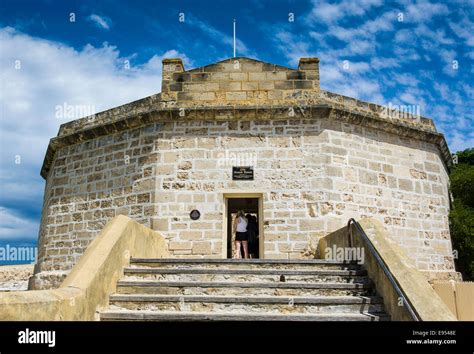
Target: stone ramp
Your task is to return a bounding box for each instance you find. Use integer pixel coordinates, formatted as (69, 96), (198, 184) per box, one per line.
(100, 258), (390, 321)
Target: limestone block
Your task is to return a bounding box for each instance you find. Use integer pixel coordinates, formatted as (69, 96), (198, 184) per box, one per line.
(180, 231), (203, 241)
(191, 241), (213, 254)
(229, 73), (247, 81)
(241, 82), (258, 90)
(248, 72), (266, 81)
(152, 218), (169, 231)
(299, 219), (324, 231)
(398, 178), (413, 191)
(219, 82), (242, 91)
(359, 170), (378, 185)
(266, 72), (287, 80)
(258, 81), (274, 90)
(226, 92), (247, 100)
(168, 241), (192, 250)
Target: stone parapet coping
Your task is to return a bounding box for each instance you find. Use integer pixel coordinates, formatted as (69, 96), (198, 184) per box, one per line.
(56, 93), (436, 137)
(41, 103), (451, 179)
(0, 215), (169, 320)
(318, 218), (457, 321)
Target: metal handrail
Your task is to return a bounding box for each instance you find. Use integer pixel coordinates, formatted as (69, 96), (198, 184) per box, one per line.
(347, 218), (420, 321)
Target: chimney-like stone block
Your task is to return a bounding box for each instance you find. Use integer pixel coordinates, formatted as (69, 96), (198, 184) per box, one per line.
(298, 57), (320, 90)
(160, 57), (321, 105)
(162, 58), (184, 95)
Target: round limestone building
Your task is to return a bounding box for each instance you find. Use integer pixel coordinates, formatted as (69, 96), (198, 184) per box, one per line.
(30, 57), (458, 289)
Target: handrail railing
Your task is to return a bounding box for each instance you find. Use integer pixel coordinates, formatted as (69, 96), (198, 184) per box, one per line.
(347, 218), (420, 321)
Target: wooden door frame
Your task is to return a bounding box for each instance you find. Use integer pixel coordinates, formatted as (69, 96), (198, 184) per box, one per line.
(222, 191), (264, 259)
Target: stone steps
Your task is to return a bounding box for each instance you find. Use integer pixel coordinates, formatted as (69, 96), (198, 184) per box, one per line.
(108, 294), (385, 314)
(115, 280), (374, 296)
(100, 310), (390, 322)
(130, 258), (361, 270)
(100, 258), (389, 321)
(123, 267), (370, 283)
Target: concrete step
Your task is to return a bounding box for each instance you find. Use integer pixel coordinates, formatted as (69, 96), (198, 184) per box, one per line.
(123, 267), (370, 284)
(108, 294), (385, 314)
(100, 309), (390, 321)
(116, 280), (374, 297)
(130, 258), (362, 271)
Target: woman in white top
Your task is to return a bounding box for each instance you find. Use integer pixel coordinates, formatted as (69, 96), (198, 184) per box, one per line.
(233, 210), (249, 259)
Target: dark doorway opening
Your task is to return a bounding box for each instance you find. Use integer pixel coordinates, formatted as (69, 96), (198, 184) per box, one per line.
(226, 198), (260, 259)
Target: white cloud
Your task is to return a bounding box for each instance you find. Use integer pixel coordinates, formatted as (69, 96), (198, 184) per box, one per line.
(400, 0), (450, 23)
(0, 27), (189, 240)
(393, 73), (420, 87)
(371, 57), (401, 70)
(417, 25), (455, 48)
(449, 15), (474, 47)
(437, 48), (459, 76)
(393, 45), (422, 61)
(306, 0), (383, 24)
(340, 60), (371, 73)
(0, 207), (38, 240)
(394, 28), (415, 44)
(446, 130), (474, 153)
(308, 2), (343, 23)
(269, 0), (471, 155)
(87, 14), (112, 30)
(274, 31), (312, 66)
(344, 39), (375, 55)
(329, 12), (395, 42)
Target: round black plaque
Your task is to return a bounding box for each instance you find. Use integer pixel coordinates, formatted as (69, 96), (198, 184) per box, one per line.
(190, 209), (201, 220)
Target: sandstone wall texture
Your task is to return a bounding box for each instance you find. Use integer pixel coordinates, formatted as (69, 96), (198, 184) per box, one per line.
(31, 57), (455, 289)
(0, 264), (34, 291)
(31, 117), (454, 289)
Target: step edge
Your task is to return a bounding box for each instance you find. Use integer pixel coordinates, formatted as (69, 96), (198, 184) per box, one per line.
(123, 268), (367, 276)
(108, 294), (384, 304)
(99, 310), (390, 321)
(116, 280), (373, 289)
(131, 258), (360, 265)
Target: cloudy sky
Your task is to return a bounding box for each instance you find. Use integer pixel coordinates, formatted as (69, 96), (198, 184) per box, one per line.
(0, 0), (473, 255)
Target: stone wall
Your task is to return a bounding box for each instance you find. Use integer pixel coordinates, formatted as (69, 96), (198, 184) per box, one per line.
(31, 127), (158, 289)
(31, 116), (454, 289)
(160, 57), (320, 108)
(0, 264), (34, 291)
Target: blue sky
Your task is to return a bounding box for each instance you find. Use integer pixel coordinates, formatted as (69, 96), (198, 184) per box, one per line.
(0, 0), (473, 260)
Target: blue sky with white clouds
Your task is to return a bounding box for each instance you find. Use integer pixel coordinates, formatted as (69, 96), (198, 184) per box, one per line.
(0, 0), (473, 260)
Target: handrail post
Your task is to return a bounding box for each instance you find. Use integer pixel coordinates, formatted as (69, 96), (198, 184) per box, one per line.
(346, 219), (353, 248)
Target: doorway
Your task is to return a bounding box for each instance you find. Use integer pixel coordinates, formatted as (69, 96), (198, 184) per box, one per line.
(223, 193), (264, 259)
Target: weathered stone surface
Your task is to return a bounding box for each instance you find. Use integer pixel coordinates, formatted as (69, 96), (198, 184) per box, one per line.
(33, 56), (455, 288)
(98, 257), (391, 321)
(319, 219), (457, 321)
(0, 265), (34, 291)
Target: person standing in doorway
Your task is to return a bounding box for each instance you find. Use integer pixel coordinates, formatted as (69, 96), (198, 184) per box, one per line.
(246, 214), (258, 258)
(233, 210), (249, 259)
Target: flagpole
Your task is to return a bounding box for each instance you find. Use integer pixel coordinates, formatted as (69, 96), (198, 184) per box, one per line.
(233, 19), (236, 58)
